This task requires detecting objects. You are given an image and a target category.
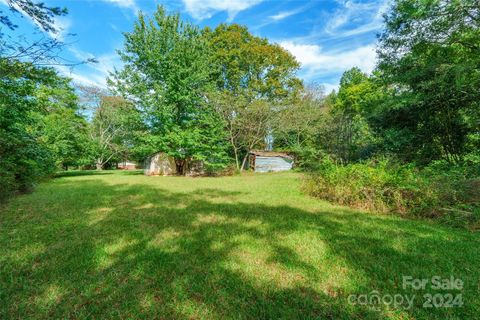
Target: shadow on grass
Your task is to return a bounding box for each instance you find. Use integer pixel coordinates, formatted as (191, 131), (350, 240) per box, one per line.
(117, 170), (144, 176)
(54, 169), (144, 178)
(1, 179), (479, 319)
(54, 170), (114, 178)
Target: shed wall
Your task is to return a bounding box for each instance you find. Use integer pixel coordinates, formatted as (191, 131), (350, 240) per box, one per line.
(254, 156), (293, 173)
(144, 153), (176, 176)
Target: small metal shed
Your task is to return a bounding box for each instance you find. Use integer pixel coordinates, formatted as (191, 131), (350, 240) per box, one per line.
(249, 151), (294, 173)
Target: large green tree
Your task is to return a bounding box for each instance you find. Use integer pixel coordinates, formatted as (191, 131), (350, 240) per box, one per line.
(35, 77), (88, 170)
(0, 1), (94, 202)
(78, 86), (144, 170)
(206, 24), (302, 100)
(206, 24), (302, 170)
(377, 0), (480, 163)
(39, 109), (89, 170)
(0, 60), (80, 199)
(111, 6), (228, 174)
(273, 85), (326, 168)
(330, 68), (381, 162)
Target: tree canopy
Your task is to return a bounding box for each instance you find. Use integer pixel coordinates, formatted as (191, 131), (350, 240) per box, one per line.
(206, 23), (302, 170)
(110, 6), (229, 173)
(377, 0), (480, 162)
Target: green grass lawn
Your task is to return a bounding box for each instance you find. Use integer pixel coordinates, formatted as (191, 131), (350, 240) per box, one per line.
(1, 171), (479, 319)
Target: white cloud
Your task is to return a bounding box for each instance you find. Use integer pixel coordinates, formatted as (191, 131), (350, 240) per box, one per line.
(324, 0), (389, 37)
(56, 65), (99, 87)
(279, 40), (377, 80)
(182, 0), (263, 21)
(269, 7), (304, 21)
(57, 48), (123, 88)
(109, 23), (119, 31)
(102, 0), (138, 12)
(91, 53), (122, 84)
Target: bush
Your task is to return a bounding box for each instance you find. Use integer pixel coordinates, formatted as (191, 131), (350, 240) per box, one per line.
(0, 139), (56, 203)
(0, 61), (64, 203)
(303, 158), (480, 229)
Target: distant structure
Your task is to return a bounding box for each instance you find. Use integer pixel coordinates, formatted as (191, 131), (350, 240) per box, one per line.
(248, 151), (293, 173)
(117, 160), (137, 170)
(143, 152), (204, 176)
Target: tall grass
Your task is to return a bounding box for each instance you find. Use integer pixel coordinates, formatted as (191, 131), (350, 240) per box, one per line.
(303, 158), (480, 229)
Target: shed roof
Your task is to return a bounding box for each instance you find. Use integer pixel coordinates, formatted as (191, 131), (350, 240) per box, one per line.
(145, 151), (167, 159)
(249, 150), (292, 158)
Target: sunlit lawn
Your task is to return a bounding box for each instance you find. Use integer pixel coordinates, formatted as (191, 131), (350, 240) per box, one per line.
(0, 171), (479, 319)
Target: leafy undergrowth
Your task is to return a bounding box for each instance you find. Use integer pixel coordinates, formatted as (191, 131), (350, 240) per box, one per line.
(0, 171), (479, 319)
(304, 159), (480, 230)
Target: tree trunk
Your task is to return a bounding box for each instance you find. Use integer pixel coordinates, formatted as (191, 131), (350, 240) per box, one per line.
(96, 162), (103, 170)
(233, 148), (240, 170)
(175, 158), (187, 175)
(240, 153), (249, 172)
(229, 133), (240, 170)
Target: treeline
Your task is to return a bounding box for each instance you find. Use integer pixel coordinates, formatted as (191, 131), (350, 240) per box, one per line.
(0, 61), (141, 199)
(300, 1), (480, 228)
(1, 61), (82, 198)
(0, 4), (304, 199)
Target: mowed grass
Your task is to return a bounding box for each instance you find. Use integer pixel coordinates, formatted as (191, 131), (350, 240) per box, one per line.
(0, 171), (479, 319)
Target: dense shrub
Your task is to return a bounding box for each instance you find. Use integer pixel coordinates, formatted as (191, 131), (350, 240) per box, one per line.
(303, 158), (479, 229)
(0, 61), (78, 203)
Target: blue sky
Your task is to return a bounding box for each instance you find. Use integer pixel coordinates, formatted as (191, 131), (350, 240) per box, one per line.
(1, 0), (390, 92)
